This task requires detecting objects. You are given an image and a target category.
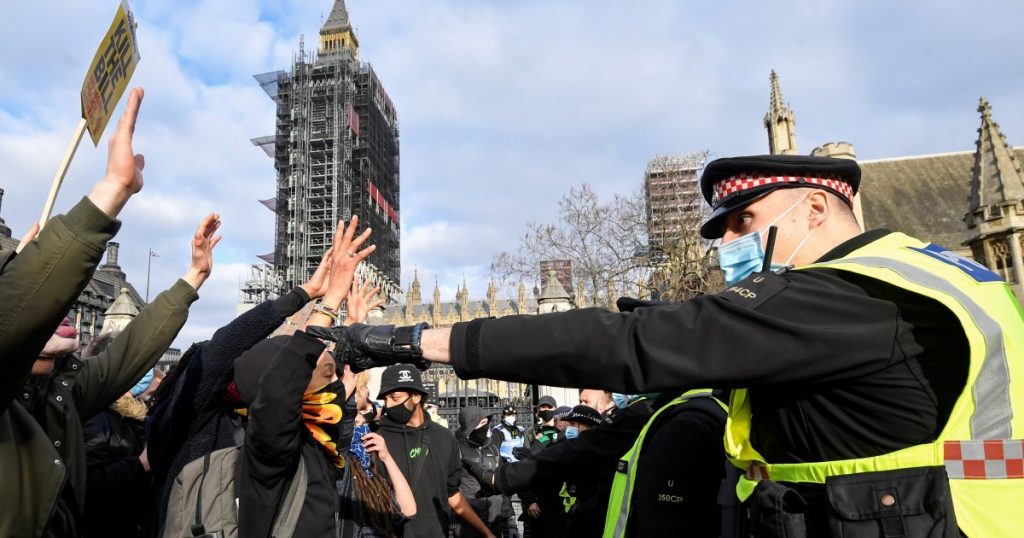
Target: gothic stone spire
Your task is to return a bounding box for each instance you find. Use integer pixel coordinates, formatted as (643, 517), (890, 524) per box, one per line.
(764, 70), (798, 155)
(968, 97), (1024, 217)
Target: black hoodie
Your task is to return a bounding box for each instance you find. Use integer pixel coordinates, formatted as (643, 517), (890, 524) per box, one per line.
(378, 409), (463, 537)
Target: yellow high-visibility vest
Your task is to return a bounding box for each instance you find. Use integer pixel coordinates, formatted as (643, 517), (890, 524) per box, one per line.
(602, 389), (726, 538)
(725, 232), (1024, 537)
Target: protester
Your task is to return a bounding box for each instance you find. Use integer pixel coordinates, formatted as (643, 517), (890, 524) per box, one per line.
(578, 389), (615, 417)
(350, 370), (377, 473)
(455, 406), (516, 538)
(0, 87), (219, 537)
(148, 240), (340, 529)
(376, 364), (496, 538)
(231, 218), (417, 537)
(523, 395), (557, 448)
(340, 154), (1024, 536)
(492, 404), (526, 463)
(79, 333), (170, 537)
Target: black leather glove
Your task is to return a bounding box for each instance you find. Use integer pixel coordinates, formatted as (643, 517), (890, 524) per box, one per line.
(461, 458), (497, 490)
(511, 447), (531, 461)
(306, 322), (431, 372)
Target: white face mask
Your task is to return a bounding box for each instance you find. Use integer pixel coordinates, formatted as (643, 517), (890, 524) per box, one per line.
(503, 415), (516, 425)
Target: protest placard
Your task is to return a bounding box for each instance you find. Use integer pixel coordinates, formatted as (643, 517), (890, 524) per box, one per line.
(40, 0), (140, 225)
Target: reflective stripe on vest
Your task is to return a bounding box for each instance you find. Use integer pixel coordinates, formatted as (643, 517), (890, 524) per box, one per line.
(602, 390), (724, 538)
(723, 233), (1024, 538)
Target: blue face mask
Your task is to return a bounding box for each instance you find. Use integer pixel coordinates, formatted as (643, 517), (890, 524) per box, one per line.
(565, 426), (580, 439)
(716, 194), (812, 287)
(611, 393), (636, 409)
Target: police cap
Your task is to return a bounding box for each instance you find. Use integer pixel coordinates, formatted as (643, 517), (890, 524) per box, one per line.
(699, 154), (861, 239)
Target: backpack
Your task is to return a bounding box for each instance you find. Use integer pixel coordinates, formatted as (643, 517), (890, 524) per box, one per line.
(162, 445), (307, 538)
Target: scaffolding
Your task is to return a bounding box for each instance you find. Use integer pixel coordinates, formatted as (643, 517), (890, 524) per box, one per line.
(252, 32), (401, 302)
(238, 263), (283, 313)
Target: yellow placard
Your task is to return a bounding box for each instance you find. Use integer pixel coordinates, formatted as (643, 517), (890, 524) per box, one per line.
(80, 0), (141, 146)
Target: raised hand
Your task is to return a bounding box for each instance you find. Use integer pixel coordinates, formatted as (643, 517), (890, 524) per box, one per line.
(322, 215), (375, 308)
(300, 247), (334, 300)
(88, 87), (145, 217)
(183, 213), (222, 290)
(343, 275), (382, 325)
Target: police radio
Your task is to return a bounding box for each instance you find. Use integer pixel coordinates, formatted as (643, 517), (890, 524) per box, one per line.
(760, 225), (778, 273)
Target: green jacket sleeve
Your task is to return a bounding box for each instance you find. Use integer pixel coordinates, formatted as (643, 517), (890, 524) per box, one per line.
(0, 197), (120, 414)
(75, 278), (199, 420)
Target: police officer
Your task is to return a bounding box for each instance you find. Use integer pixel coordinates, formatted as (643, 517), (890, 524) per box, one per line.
(492, 405), (526, 463)
(336, 154), (1024, 537)
(601, 388), (729, 538)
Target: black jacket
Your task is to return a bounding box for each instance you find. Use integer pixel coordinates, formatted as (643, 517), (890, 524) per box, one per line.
(455, 406), (511, 534)
(378, 411), (463, 537)
(148, 287), (310, 530)
(449, 230), (965, 464)
(81, 404), (151, 537)
(238, 331), (342, 538)
(448, 230), (968, 533)
(627, 392), (728, 537)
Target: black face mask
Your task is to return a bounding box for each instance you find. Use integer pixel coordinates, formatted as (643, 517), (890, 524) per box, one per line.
(384, 396), (415, 424)
(537, 409), (555, 422)
(468, 425), (489, 447)
(361, 405), (377, 425)
(338, 389), (357, 452)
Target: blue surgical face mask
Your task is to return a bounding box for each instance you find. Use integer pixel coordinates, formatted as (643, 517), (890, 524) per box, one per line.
(611, 393), (636, 409)
(716, 194), (813, 286)
(565, 426), (580, 440)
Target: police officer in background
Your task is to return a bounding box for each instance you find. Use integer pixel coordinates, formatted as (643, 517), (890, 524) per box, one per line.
(492, 405), (526, 463)
(601, 387), (729, 538)
(338, 154), (1024, 537)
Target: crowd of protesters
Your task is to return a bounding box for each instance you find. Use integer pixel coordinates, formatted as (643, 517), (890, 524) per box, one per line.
(2, 84), (1020, 538)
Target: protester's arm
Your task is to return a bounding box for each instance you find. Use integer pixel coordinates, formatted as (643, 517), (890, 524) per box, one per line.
(0, 200), (119, 412)
(446, 270), (907, 392)
(244, 331), (326, 487)
(0, 88), (145, 412)
(362, 432), (417, 518)
(75, 214), (220, 419)
(449, 491), (495, 538)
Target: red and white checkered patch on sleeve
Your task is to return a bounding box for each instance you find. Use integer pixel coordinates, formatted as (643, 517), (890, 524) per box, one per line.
(944, 440), (1024, 479)
(712, 175), (854, 205)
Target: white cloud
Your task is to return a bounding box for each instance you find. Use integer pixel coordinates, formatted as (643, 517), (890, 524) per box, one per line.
(2, 0), (1023, 345)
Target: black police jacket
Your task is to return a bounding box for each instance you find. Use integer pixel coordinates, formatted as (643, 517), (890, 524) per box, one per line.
(449, 229), (966, 468)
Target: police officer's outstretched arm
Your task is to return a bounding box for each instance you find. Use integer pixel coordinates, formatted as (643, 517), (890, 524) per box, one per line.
(340, 280), (899, 393)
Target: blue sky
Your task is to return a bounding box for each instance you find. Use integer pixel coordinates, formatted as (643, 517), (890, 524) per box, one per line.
(2, 0), (1022, 348)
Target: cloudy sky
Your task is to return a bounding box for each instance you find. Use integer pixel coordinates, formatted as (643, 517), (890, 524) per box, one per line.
(2, 0), (1022, 348)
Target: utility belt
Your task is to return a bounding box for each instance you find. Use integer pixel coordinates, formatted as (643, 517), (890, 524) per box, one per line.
(745, 466), (958, 538)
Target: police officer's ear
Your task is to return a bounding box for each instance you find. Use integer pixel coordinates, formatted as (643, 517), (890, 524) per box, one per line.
(806, 190), (831, 228)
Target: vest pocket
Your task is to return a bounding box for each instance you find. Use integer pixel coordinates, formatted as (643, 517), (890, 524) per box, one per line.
(824, 466), (958, 537)
(748, 480), (808, 537)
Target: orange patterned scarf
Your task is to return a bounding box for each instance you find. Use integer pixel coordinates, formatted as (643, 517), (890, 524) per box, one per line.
(302, 386), (346, 468)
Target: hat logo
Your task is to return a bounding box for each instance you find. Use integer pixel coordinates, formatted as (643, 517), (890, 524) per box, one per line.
(398, 370), (413, 383)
